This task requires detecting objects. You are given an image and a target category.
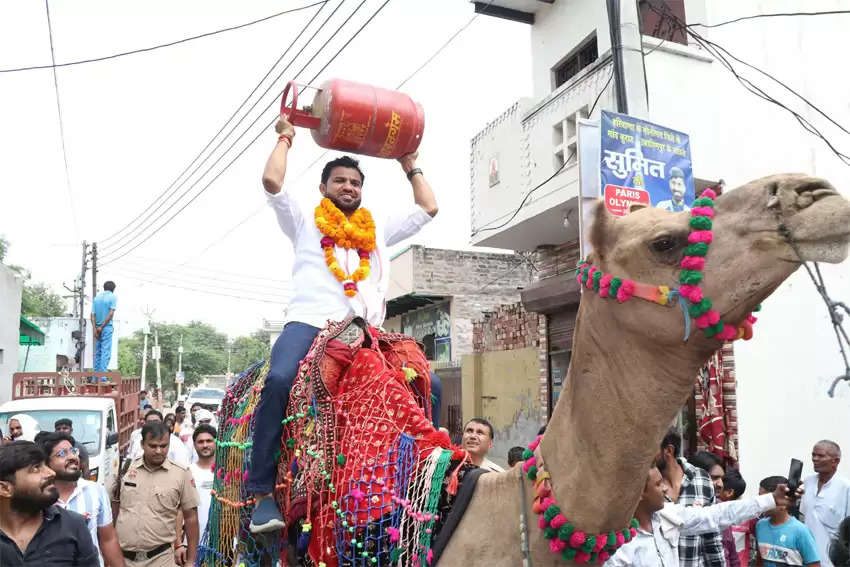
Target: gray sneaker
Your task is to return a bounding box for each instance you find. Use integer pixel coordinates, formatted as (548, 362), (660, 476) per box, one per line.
(249, 497), (286, 533)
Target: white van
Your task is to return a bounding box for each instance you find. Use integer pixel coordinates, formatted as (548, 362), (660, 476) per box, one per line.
(0, 396), (121, 487)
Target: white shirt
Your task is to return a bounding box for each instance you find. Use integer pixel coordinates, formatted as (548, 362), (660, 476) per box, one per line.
(605, 494), (776, 567)
(801, 473), (850, 567)
(127, 433), (190, 465)
(56, 478), (113, 567)
(267, 187), (432, 328)
(190, 463), (215, 540)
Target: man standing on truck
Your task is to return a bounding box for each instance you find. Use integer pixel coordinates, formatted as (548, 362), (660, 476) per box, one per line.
(54, 419), (90, 478)
(40, 433), (126, 567)
(91, 281), (117, 378)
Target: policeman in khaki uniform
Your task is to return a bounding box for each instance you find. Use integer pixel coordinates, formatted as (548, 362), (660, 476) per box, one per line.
(110, 421), (199, 567)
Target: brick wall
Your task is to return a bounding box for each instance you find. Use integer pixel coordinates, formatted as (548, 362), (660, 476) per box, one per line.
(407, 246), (533, 357)
(533, 240), (581, 281)
(472, 302), (541, 353)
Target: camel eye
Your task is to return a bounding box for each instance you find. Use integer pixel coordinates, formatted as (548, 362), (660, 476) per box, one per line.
(651, 236), (677, 252)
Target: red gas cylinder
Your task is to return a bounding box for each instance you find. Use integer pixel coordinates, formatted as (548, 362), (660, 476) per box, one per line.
(281, 78), (424, 159)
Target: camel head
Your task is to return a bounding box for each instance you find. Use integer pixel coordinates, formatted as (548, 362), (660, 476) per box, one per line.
(587, 174), (850, 361)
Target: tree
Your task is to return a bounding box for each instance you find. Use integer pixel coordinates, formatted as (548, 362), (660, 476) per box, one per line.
(229, 332), (271, 375)
(1, 237), (67, 317)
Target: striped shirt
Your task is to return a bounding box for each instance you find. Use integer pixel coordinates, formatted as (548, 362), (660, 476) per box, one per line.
(57, 478), (113, 567)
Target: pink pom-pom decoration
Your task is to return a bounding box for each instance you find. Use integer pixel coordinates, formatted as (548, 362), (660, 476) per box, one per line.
(616, 532), (625, 546)
(387, 527), (400, 543)
(550, 539), (567, 553)
(594, 534), (607, 552)
(701, 189), (717, 199)
(599, 551), (611, 562)
(539, 516), (548, 530)
(351, 489), (365, 501)
(680, 256), (706, 270)
(427, 549), (434, 565)
(629, 527), (638, 538)
(678, 284), (703, 303)
(599, 274), (613, 297)
(718, 325), (738, 341)
(694, 310), (721, 328)
(569, 531), (586, 547)
(586, 266), (598, 289)
(522, 456), (537, 472)
(691, 206), (715, 217)
(747, 315), (758, 324)
(540, 497), (556, 510)
(550, 514), (567, 530)
(688, 230), (714, 244)
(616, 280), (635, 303)
(575, 551), (591, 564)
(529, 436), (542, 451)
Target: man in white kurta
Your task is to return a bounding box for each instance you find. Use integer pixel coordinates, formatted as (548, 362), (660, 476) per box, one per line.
(801, 440), (850, 567)
(247, 118), (439, 533)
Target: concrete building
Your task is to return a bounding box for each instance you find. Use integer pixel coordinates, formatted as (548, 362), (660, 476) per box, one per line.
(469, 0), (850, 486)
(0, 265), (23, 403)
(386, 245), (532, 442)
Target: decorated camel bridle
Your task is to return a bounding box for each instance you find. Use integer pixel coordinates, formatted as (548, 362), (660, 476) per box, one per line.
(516, 189), (761, 565)
(576, 188), (758, 343)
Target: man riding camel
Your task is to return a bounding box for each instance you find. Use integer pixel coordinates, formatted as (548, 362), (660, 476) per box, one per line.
(248, 117), (441, 533)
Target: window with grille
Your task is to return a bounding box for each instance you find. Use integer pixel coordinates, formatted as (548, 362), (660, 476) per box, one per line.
(638, 0), (687, 45)
(553, 36), (598, 89)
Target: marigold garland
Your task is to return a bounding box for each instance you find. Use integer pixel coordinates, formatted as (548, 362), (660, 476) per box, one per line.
(521, 435), (638, 563)
(314, 198), (376, 297)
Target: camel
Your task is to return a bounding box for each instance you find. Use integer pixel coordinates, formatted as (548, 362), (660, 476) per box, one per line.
(436, 174), (850, 566)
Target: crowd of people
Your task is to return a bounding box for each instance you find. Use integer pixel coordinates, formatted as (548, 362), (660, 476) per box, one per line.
(0, 401), (217, 566)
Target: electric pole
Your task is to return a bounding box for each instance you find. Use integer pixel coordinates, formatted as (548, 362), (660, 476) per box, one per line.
(226, 341), (232, 377)
(91, 242), (98, 301)
(177, 334), (184, 400)
(79, 241), (88, 370)
(605, 0), (649, 117)
(153, 325), (162, 394)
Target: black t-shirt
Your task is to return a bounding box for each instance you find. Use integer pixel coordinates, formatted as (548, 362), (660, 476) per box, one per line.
(0, 505), (99, 566)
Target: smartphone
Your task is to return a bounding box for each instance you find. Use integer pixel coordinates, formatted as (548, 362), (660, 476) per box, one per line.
(788, 458), (803, 493)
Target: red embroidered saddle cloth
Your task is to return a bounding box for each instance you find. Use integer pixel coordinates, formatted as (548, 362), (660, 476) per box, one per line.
(279, 318), (449, 566)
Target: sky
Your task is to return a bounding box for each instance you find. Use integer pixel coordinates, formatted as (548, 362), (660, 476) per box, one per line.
(0, 0), (532, 338)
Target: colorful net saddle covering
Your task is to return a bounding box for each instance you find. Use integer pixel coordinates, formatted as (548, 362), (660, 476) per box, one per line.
(200, 318), (469, 567)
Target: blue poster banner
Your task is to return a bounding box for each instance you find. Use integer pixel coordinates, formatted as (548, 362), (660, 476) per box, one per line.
(600, 111), (694, 216)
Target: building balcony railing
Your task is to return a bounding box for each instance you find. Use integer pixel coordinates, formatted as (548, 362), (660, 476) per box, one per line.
(470, 56), (613, 251)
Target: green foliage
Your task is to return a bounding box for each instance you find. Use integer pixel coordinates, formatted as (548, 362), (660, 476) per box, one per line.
(118, 323), (270, 397)
(1, 237), (67, 317)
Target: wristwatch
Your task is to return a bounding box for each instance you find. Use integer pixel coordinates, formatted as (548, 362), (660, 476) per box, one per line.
(406, 168), (423, 181)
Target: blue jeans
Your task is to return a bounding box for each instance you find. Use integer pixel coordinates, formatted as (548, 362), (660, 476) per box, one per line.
(94, 325), (113, 372)
(247, 321), (443, 495)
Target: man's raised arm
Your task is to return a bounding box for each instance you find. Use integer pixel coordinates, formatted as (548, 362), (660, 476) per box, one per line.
(261, 119), (296, 195)
(398, 152), (438, 217)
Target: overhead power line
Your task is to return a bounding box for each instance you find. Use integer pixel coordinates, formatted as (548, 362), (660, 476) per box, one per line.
(0, 1), (329, 73)
(100, 0), (393, 267)
(109, 254), (289, 285)
(99, 0), (334, 248)
(115, 265), (291, 295)
(174, 0), (501, 265)
(100, 0), (368, 261)
(689, 10), (850, 29)
(44, 0), (79, 240)
(114, 271), (289, 304)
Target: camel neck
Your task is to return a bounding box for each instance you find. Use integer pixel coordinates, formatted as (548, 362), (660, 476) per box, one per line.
(539, 298), (710, 533)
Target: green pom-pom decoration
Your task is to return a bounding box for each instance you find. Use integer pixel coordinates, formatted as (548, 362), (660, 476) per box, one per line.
(522, 448), (534, 460)
(286, 439), (296, 448)
(562, 548), (578, 561)
(390, 548), (402, 562)
(607, 531), (617, 547)
(558, 523), (575, 541)
(543, 505), (561, 522)
(609, 277), (623, 298)
(679, 270), (703, 285)
(592, 270), (603, 291)
(337, 453), (346, 466)
(692, 197), (715, 208)
(622, 528), (632, 542)
(705, 321), (725, 338)
(581, 537), (595, 553)
(754, 304), (762, 312)
(688, 297), (712, 318)
(689, 216), (713, 230)
(590, 552), (599, 564)
(527, 465), (538, 480)
(630, 518), (639, 529)
(685, 242), (709, 256)
(543, 527), (557, 540)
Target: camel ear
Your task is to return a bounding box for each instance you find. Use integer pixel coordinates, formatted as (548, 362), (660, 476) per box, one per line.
(628, 203), (648, 214)
(589, 201), (614, 259)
